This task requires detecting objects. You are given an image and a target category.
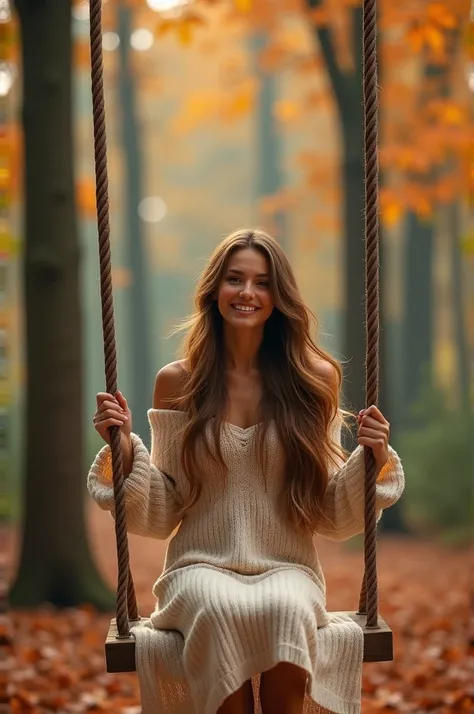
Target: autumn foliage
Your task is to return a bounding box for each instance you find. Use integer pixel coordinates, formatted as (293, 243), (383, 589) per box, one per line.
(4, 504), (474, 713)
(71, 0), (472, 229)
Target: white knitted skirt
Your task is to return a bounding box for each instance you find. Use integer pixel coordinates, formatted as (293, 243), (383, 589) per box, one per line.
(131, 565), (364, 714)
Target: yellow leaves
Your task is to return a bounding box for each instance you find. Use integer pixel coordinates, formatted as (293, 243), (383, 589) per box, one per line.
(462, 233), (474, 257)
(173, 78), (256, 133)
(0, 233), (20, 258)
(272, 99), (301, 123)
(219, 77), (257, 121)
(172, 92), (217, 133)
(233, 0), (252, 11)
(442, 104), (464, 126)
(258, 188), (297, 218)
(277, 26), (313, 56)
(407, 24), (444, 54)
(155, 11), (206, 46)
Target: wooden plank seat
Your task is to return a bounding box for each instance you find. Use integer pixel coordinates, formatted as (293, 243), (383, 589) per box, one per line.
(105, 612), (393, 673)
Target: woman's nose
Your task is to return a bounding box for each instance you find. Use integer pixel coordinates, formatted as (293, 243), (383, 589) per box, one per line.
(239, 283), (254, 298)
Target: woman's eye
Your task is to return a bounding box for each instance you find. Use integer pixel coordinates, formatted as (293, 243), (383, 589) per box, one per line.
(227, 276), (240, 283)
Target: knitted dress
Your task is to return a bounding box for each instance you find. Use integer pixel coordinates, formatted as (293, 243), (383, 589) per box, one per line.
(87, 409), (405, 714)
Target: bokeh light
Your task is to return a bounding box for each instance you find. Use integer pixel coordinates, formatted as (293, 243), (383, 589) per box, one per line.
(130, 28), (154, 52)
(138, 196), (168, 223)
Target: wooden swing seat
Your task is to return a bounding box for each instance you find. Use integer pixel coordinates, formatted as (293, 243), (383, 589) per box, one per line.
(105, 612), (393, 673)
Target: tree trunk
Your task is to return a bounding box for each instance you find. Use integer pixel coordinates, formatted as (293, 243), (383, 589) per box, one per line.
(401, 212), (434, 423)
(311, 3), (408, 541)
(307, 6), (367, 424)
(340, 116), (366, 417)
(251, 32), (288, 253)
(117, 4), (154, 445)
(448, 202), (471, 416)
(10, 0), (114, 609)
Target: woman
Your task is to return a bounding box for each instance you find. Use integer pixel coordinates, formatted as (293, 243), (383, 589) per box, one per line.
(88, 229), (404, 714)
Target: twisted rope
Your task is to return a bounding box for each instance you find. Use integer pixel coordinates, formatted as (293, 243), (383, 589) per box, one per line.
(88, 0), (381, 638)
(357, 0), (380, 629)
(89, 0), (138, 637)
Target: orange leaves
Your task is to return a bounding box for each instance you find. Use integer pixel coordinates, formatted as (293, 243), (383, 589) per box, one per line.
(155, 11), (206, 46)
(380, 179), (455, 225)
(0, 123), (21, 202)
(233, 0), (252, 11)
(219, 77), (257, 120)
(407, 24), (445, 54)
(70, 0), (469, 235)
(5, 531), (474, 714)
(172, 91), (217, 133)
(74, 40), (91, 70)
(426, 1), (459, 30)
(76, 179), (98, 219)
(380, 191), (403, 228)
(172, 77), (257, 132)
(308, 5), (331, 28)
(403, 2), (459, 58)
(259, 188), (297, 219)
(272, 99), (302, 123)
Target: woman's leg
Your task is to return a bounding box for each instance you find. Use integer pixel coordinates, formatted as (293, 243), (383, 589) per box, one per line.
(259, 662), (307, 714)
(217, 679), (254, 714)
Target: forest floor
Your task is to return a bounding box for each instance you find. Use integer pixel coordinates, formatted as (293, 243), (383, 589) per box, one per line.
(3, 503), (474, 713)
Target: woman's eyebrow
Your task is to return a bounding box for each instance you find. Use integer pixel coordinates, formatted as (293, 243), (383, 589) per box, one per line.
(227, 268), (269, 278)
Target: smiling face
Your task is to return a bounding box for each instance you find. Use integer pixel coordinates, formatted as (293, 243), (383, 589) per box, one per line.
(215, 247), (275, 329)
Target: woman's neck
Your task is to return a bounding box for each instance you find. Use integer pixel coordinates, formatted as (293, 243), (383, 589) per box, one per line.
(223, 326), (263, 373)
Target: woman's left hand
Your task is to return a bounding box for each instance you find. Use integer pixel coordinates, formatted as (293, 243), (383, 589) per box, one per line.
(357, 405), (390, 474)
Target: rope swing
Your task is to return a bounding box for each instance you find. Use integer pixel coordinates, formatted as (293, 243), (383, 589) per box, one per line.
(88, 0), (391, 673)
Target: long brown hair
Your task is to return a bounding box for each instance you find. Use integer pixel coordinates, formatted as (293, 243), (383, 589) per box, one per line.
(169, 228), (350, 534)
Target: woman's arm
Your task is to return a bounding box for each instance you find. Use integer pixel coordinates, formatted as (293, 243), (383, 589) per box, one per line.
(316, 416), (405, 541)
(87, 433), (183, 539)
(86, 364), (187, 540)
(313, 361), (405, 541)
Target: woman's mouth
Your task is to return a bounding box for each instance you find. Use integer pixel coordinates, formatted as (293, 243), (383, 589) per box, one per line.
(231, 304), (260, 313)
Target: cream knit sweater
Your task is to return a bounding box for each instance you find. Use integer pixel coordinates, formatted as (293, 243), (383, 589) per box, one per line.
(87, 409), (405, 714)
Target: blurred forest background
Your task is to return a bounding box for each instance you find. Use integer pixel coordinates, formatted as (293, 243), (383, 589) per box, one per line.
(2, 1), (474, 712)
(1, 0), (473, 601)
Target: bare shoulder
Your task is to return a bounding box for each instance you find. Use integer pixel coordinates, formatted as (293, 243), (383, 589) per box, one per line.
(312, 358), (339, 397)
(153, 359), (189, 409)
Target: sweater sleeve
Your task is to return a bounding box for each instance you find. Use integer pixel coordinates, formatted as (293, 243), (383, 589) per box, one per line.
(316, 413), (405, 541)
(87, 431), (184, 540)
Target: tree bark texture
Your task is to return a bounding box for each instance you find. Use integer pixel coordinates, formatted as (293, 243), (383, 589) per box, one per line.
(10, 0), (114, 609)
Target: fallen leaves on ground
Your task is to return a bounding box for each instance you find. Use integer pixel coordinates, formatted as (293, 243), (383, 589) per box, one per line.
(3, 505), (474, 713)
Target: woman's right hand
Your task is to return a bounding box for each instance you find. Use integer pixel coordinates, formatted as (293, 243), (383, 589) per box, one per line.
(93, 390), (132, 448)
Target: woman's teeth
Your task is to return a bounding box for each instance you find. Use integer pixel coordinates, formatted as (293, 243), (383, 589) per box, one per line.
(233, 305), (258, 312)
